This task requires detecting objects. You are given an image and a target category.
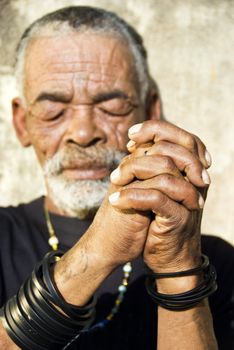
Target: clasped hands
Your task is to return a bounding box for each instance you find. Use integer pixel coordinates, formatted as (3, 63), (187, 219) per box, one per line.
(106, 120), (211, 275)
(54, 119), (212, 305)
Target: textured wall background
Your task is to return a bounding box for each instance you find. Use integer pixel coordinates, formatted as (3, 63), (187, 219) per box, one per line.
(0, 0), (233, 245)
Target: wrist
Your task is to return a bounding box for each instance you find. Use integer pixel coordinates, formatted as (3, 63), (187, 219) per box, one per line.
(145, 254), (217, 311)
(156, 275), (203, 294)
(150, 256), (204, 294)
(54, 234), (114, 306)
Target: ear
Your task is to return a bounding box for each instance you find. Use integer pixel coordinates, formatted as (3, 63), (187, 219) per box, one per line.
(145, 90), (162, 121)
(12, 98), (31, 147)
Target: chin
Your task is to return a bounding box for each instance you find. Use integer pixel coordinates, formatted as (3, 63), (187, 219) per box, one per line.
(46, 175), (110, 218)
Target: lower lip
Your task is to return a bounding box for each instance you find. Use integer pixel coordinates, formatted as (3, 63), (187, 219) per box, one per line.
(62, 168), (110, 180)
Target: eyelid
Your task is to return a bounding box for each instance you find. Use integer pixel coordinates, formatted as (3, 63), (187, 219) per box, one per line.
(98, 98), (138, 108)
(50, 109), (65, 121)
(98, 105), (135, 117)
(98, 97), (137, 105)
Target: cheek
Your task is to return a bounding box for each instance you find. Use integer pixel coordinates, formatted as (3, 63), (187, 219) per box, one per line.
(26, 119), (66, 163)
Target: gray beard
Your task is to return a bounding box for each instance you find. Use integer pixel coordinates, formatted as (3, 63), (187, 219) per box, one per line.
(43, 146), (126, 218)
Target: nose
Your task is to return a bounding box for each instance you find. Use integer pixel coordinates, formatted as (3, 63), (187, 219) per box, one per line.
(65, 106), (106, 147)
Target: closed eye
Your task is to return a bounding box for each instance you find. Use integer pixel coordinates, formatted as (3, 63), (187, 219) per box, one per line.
(97, 99), (138, 116)
(49, 110), (65, 121)
(99, 106), (134, 116)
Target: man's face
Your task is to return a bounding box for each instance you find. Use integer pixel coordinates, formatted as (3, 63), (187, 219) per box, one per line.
(20, 32), (146, 216)
(24, 32), (145, 165)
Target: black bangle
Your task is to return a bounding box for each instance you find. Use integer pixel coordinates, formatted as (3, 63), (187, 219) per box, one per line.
(145, 254), (218, 311)
(9, 295), (52, 347)
(28, 277), (78, 336)
(42, 251), (96, 320)
(148, 254), (209, 279)
(31, 265), (88, 330)
(17, 283), (68, 341)
(1, 250), (96, 349)
(4, 297), (46, 350)
(30, 254), (95, 330)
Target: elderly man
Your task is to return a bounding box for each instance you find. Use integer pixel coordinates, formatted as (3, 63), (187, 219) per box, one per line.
(0, 6), (233, 350)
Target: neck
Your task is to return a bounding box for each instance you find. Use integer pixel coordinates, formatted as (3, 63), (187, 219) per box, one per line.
(45, 195), (70, 217)
(44, 195), (97, 220)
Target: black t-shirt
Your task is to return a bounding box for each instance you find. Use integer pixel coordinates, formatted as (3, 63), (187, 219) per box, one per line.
(0, 197), (233, 349)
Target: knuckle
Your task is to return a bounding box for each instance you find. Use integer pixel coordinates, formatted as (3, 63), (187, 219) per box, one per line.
(152, 140), (166, 152)
(131, 156), (145, 175)
(145, 120), (161, 141)
(119, 155), (133, 172)
(184, 159), (201, 175)
(154, 190), (167, 207)
(120, 154), (132, 165)
(160, 173), (175, 186)
(184, 133), (196, 150)
(132, 147), (145, 157)
(162, 156), (176, 172)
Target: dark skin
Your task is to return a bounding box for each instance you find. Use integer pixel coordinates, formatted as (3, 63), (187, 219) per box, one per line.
(1, 32), (217, 349)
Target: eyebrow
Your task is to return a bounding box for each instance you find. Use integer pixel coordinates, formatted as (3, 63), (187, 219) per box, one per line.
(93, 90), (129, 103)
(33, 89), (130, 105)
(34, 92), (71, 104)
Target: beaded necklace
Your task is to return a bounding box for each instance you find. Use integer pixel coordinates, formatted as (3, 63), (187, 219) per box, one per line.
(44, 206), (132, 329)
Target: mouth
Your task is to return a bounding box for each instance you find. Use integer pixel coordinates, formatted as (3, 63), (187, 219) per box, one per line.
(62, 167), (111, 180)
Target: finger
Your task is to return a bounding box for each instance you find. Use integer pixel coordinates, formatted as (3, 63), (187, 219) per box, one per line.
(110, 154), (182, 186)
(125, 140), (211, 188)
(194, 135), (212, 168)
(126, 140), (153, 154)
(127, 139), (212, 174)
(109, 188), (190, 219)
(121, 174), (204, 210)
(128, 120), (210, 168)
(145, 141), (211, 187)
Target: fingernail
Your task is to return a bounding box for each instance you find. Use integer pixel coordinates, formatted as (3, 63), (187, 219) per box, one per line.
(110, 168), (121, 182)
(198, 193), (204, 209)
(109, 192), (120, 204)
(205, 150), (212, 167)
(126, 140), (136, 148)
(128, 123), (143, 135)
(202, 169), (211, 185)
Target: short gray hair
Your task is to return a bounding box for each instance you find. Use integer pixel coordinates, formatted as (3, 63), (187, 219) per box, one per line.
(15, 6), (152, 105)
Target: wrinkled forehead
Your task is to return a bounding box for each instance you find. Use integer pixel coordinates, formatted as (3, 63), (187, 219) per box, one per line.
(24, 32), (139, 98)
(23, 32), (140, 103)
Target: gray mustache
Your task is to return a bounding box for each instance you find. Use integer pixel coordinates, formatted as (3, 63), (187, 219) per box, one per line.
(43, 146), (126, 176)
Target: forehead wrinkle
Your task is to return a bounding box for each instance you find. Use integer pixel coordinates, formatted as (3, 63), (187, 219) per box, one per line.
(25, 33), (139, 104)
(43, 51), (121, 66)
(28, 66), (137, 105)
(28, 59), (129, 87)
(27, 33), (134, 72)
(34, 66), (133, 90)
(41, 55), (128, 79)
